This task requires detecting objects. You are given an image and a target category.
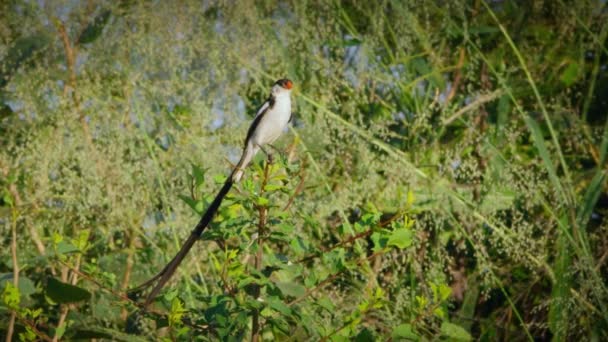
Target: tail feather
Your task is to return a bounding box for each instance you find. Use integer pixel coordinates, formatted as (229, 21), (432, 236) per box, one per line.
(232, 143), (258, 182)
(132, 179), (234, 307)
(132, 141), (260, 306)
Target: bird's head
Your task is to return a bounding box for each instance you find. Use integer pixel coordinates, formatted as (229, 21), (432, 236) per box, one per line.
(272, 78), (293, 96)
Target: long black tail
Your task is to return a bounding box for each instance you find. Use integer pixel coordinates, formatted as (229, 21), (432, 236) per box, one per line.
(131, 176), (234, 307)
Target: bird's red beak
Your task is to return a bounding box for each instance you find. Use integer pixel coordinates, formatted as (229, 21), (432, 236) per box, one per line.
(285, 80), (293, 90)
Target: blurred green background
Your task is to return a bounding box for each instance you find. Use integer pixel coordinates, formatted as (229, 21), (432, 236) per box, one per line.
(1, 0), (607, 340)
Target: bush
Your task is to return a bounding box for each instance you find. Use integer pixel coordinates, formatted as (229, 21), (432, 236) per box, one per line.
(1, 0), (607, 340)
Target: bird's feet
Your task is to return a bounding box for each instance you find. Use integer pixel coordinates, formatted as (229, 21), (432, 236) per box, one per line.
(259, 145), (275, 165)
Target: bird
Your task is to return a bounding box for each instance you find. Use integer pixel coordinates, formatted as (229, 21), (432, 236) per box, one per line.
(232, 78), (293, 182)
(131, 78), (294, 306)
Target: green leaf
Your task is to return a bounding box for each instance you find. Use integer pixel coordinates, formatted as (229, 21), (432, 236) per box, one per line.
(46, 278), (91, 303)
(213, 174), (227, 184)
(268, 297), (292, 316)
(354, 328), (374, 341)
(275, 281), (306, 298)
(54, 323), (67, 340)
(392, 323), (419, 340)
(274, 264), (303, 282)
(316, 296), (335, 312)
(387, 228), (413, 249)
(265, 184), (284, 192)
(438, 283), (452, 301)
(0, 274), (36, 298)
(576, 170), (606, 227)
(523, 116), (566, 204)
(559, 62), (580, 87)
(178, 195), (204, 214)
(191, 163), (206, 186)
(440, 322), (471, 341)
(2, 282), (20, 309)
(371, 231), (389, 252)
(57, 240), (80, 255)
(256, 196), (269, 206)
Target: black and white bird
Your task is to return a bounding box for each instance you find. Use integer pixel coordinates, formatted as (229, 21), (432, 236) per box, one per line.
(232, 78), (293, 182)
(132, 78), (294, 306)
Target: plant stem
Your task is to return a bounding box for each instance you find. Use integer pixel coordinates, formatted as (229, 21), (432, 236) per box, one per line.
(7, 204), (19, 342)
(252, 156), (272, 342)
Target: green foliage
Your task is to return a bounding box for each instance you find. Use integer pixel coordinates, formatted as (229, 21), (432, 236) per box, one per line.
(1, 0), (607, 340)
(46, 278), (91, 304)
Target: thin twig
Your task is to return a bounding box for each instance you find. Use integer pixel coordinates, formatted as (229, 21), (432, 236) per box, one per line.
(296, 212), (403, 264)
(444, 47), (466, 105)
(282, 169), (306, 212)
(442, 89), (503, 125)
(57, 20), (93, 145)
(9, 313), (53, 342)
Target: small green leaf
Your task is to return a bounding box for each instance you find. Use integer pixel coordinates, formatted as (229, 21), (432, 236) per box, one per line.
(275, 281), (306, 298)
(46, 277), (91, 303)
(54, 323), (67, 340)
(371, 231), (389, 252)
(407, 190), (415, 206)
(433, 307), (445, 319)
(2, 191), (13, 207)
(0, 274), (36, 298)
(316, 296), (335, 312)
(387, 228), (413, 249)
(438, 283), (452, 301)
(2, 282), (20, 309)
(178, 195), (204, 214)
(392, 323), (419, 340)
(57, 241), (80, 255)
(440, 322), (471, 341)
(268, 297), (292, 316)
(576, 170), (606, 227)
(169, 297), (187, 327)
(191, 163), (206, 186)
(256, 196), (269, 206)
(213, 174), (226, 184)
(354, 328), (374, 341)
(559, 62), (580, 87)
(265, 184), (283, 192)
(361, 212), (380, 225)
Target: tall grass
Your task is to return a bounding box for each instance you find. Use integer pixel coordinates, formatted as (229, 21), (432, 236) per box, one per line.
(1, 0), (606, 340)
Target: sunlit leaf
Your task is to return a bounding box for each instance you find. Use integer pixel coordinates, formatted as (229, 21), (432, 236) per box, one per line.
(275, 281), (306, 298)
(387, 228), (413, 249)
(392, 323), (419, 340)
(440, 322), (471, 341)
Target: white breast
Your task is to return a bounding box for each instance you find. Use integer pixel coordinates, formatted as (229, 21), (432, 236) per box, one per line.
(251, 93), (291, 146)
